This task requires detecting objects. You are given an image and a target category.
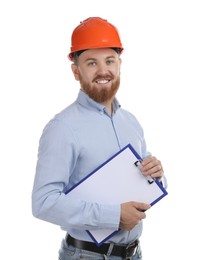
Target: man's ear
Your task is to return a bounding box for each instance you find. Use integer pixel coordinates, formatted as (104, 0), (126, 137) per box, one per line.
(71, 64), (80, 81)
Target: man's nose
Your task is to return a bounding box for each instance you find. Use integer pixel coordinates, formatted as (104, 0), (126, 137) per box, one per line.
(96, 63), (108, 75)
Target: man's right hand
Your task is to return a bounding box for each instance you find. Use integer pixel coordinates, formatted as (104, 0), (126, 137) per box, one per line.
(119, 201), (151, 231)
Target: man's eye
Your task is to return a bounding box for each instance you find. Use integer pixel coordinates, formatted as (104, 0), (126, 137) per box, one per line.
(87, 62), (96, 66)
(106, 60), (114, 65)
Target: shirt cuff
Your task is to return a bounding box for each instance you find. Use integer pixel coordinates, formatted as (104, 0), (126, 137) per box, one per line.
(160, 175), (168, 189)
(99, 204), (120, 230)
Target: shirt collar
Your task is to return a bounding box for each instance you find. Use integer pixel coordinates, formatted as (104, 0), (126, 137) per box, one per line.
(76, 90), (121, 114)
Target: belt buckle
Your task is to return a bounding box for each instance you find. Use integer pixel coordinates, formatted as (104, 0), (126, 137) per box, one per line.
(124, 242), (137, 259)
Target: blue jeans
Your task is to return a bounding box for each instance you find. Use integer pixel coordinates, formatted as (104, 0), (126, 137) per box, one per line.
(58, 237), (142, 260)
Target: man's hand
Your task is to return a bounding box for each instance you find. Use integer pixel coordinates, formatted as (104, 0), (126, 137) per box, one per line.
(120, 201), (151, 231)
(141, 156), (164, 180)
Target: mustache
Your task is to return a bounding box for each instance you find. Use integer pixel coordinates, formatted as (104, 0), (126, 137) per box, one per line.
(93, 73), (114, 82)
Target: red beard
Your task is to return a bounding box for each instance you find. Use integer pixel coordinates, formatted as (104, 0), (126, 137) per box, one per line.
(79, 73), (120, 103)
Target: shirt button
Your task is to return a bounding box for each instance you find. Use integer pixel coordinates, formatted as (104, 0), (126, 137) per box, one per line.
(99, 110), (103, 115)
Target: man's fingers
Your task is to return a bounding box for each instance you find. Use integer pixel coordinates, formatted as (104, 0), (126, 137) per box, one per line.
(132, 201), (151, 211)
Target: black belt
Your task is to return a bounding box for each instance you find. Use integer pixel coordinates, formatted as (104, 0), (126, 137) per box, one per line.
(66, 234), (138, 258)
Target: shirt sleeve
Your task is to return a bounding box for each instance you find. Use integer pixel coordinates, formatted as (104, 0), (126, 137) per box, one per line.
(31, 118), (120, 231)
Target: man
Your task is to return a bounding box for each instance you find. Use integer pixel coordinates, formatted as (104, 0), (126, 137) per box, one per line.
(32, 17), (166, 259)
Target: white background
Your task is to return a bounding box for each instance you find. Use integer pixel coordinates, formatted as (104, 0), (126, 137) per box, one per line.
(0, 0), (197, 259)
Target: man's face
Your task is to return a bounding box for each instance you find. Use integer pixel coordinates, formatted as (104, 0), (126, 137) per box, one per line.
(71, 48), (121, 103)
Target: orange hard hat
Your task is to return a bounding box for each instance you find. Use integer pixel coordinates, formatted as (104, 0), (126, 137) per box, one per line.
(68, 17), (123, 61)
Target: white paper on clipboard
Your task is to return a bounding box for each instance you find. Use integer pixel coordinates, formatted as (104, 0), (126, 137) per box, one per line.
(65, 144), (168, 246)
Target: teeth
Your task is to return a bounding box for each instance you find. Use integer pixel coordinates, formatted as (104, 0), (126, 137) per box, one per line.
(96, 80), (109, 84)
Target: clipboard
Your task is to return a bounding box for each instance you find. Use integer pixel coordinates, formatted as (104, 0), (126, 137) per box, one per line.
(65, 144), (168, 246)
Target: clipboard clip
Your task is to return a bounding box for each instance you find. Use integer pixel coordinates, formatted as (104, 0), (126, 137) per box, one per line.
(134, 160), (154, 184)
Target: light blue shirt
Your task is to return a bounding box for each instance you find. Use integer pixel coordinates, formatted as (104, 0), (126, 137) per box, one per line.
(32, 90), (152, 244)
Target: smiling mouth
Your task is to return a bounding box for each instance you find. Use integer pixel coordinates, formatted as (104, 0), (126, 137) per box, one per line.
(95, 79), (111, 84)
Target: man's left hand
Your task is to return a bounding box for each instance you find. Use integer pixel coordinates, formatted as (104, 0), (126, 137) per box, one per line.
(141, 156), (164, 180)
